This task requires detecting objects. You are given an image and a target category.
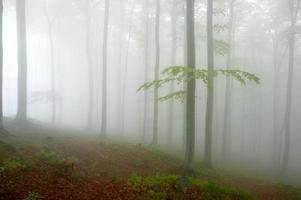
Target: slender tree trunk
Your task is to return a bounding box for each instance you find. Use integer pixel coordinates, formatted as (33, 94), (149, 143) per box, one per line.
(0, 0), (3, 131)
(43, 0), (56, 124)
(117, 0), (126, 133)
(222, 0), (234, 163)
(282, 0), (299, 175)
(152, 0), (160, 145)
(167, 0), (178, 147)
(16, 0), (28, 122)
(204, 0), (214, 168)
(101, 0), (110, 136)
(185, 0), (196, 172)
(143, 0), (150, 141)
(85, 0), (94, 129)
(121, 2), (134, 134)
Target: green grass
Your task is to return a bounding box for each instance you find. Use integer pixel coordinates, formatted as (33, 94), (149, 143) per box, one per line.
(127, 174), (255, 200)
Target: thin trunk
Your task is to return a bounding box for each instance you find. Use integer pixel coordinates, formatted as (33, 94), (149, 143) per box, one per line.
(16, 0), (28, 122)
(101, 0), (110, 136)
(43, 0), (56, 124)
(167, 0), (178, 147)
(0, 0), (3, 130)
(152, 0), (160, 145)
(117, 0), (126, 133)
(85, 1), (94, 129)
(143, 0), (150, 142)
(222, 0), (234, 163)
(282, 0), (299, 175)
(204, 0), (214, 168)
(121, 1), (135, 134)
(185, 0), (196, 172)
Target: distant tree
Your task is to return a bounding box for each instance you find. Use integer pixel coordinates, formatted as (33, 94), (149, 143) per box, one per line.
(282, 0), (300, 175)
(167, 0), (179, 147)
(101, 0), (110, 136)
(204, 0), (214, 168)
(0, 0), (4, 133)
(143, 0), (150, 141)
(121, 2), (134, 134)
(152, 0), (161, 145)
(43, 0), (56, 124)
(16, 0), (28, 122)
(84, 0), (94, 129)
(222, 0), (235, 164)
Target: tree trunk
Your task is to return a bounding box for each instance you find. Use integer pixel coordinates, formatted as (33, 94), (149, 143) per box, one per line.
(101, 0), (110, 136)
(43, 0), (56, 124)
(185, 0), (196, 172)
(85, 0), (94, 129)
(16, 0), (28, 122)
(121, 2), (134, 134)
(152, 0), (160, 145)
(143, 0), (150, 142)
(167, 0), (178, 147)
(204, 0), (214, 168)
(222, 0), (234, 163)
(0, 0), (3, 131)
(282, 0), (299, 175)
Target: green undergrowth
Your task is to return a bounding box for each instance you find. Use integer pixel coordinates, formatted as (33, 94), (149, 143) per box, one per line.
(127, 174), (255, 200)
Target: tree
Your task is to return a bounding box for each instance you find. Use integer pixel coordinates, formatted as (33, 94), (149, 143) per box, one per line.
(16, 0), (28, 122)
(185, 0), (196, 171)
(43, 0), (56, 124)
(0, 0), (4, 133)
(204, 0), (214, 168)
(222, 0), (235, 163)
(143, 0), (150, 141)
(85, 0), (94, 129)
(167, 0), (179, 147)
(152, 0), (161, 145)
(101, 0), (110, 136)
(282, 0), (300, 175)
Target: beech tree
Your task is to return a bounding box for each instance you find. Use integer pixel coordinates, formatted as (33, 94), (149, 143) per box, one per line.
(16, 0), (28, 122)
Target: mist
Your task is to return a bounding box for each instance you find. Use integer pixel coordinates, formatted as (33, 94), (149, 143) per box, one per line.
(0, 0), (301, 199)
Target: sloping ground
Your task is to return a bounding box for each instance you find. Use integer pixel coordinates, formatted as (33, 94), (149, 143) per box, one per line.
(0, 126), (300, 200)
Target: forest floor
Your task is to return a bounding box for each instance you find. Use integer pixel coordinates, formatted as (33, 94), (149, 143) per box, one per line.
(0, 122), (301, 200)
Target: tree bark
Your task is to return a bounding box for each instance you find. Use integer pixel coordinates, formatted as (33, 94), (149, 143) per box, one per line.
(101, 0), (110, 136)
(222, 0), (234, 163)
(85, 0), (94, 129)
(143, 0), (150, 142)
(167, 0), (178, 147)
(0, 0), (3, 131)
(282, 0), (299, 175)
(43, 0), (56, 124)
(204, 0), (214, 168)
(16, 0), (28, 122)
(185, 0), (196, 172)
(152, 0), (160, 145)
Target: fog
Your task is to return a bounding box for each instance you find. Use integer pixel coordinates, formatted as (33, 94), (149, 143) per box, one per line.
(1, 0), (301, 188)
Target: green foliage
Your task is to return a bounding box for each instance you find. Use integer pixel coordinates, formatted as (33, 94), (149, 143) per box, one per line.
(0, 140), (16, 155)
(214, 40), (230, 56)
(38, 147), (63, 165)
(213, 24), (228, 33)
(202, 182), (254, 200)
(138, 66), (260, 101)
(23, 191), (40, 200)
(127, 175), (254, 200)
(0, 159), (27, 173)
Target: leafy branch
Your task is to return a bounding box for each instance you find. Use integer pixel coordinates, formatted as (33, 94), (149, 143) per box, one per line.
(138, 66), (260, 101)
